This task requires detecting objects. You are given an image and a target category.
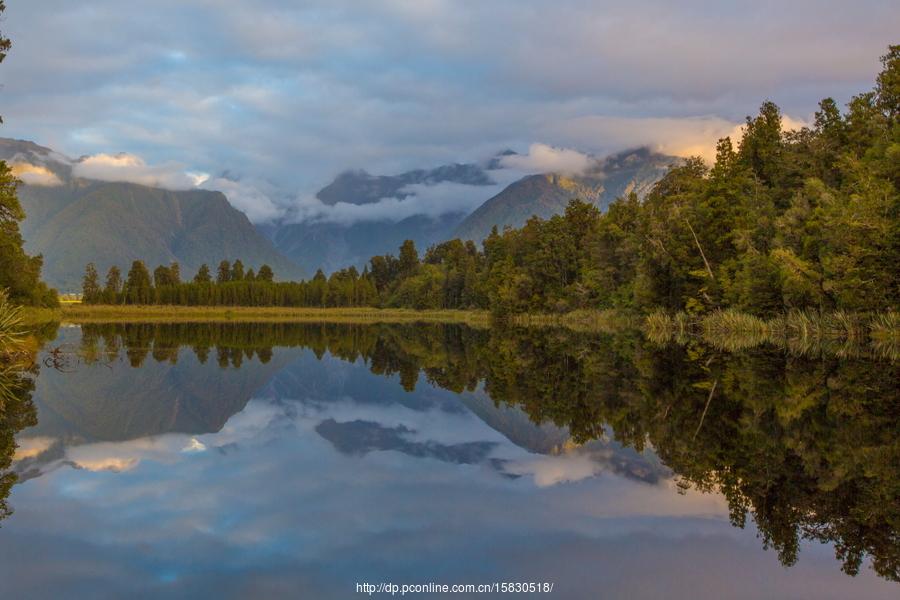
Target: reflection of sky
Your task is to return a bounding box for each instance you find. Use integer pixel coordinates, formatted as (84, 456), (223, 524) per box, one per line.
(3, 350), (898, 599)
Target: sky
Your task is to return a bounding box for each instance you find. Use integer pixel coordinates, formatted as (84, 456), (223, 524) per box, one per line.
(0, 0), (897, 222)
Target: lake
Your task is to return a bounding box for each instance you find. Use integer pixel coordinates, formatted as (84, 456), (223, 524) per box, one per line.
(1, 321), (897, 599)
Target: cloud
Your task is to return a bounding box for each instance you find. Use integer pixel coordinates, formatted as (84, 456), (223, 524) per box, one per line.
(500, 143), (593, 175)
(65, 152), (288, 223)
(199, 175), (287, 223)
(507, 452), (602, 487)
(550, 115), (809, 165)
(283, 172), (527, 226)
(10, 162), (63, 186)
(71, 153), (204, 189)
(1, 0), (894, 206)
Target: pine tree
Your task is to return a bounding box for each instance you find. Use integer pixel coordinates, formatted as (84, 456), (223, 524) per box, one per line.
(257, 264), (274, 282)
(81, 263), (101, 304)
(231, 259), (245, 281)
(104, 266), (122, 304)
(123, 261), (153, 304)
(194, 264), (212, 284)
(217, 260), (231, 284)
(399, 240), (419, 276)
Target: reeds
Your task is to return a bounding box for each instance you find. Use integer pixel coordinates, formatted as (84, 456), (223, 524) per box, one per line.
(0, 290), (26, 356)
(61, 304), (493, 326)
(642, 308), (899, 360)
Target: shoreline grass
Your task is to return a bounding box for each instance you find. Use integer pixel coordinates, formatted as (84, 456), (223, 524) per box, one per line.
(21, 303), (900, 359)
(59, 304), (492, 326)
(644, 308), (899, 360)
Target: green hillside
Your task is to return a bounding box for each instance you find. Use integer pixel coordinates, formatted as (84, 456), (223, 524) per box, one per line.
(18, 181), (305, 291)
(454, 148), (679, 243)
(0, 137), (305, 291)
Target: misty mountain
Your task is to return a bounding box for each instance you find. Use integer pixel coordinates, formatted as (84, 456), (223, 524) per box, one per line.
(455, 148), (680, 243)
(317, 164), (493, 205)
(1, 138), (305, 291)
(263, 162), (499, 273)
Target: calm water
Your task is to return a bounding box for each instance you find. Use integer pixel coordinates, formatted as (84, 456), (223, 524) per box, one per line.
(0, 322), (897, 599)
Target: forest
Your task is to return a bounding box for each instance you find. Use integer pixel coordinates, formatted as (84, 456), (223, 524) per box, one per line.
(81, 46), (899, 317)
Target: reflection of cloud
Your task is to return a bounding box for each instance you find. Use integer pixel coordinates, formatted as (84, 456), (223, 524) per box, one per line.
(10, 162), (63, 186)
(70, 457), (140, 473)
(507, 452), (601, 487)
(182, 438), (207, 453)
(12, 436), (56, 461)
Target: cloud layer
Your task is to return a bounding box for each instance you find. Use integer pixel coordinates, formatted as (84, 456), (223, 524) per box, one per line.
(0, 1), (895, 220)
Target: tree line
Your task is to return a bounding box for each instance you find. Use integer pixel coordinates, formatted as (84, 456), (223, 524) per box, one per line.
(83, 46), (898, 316)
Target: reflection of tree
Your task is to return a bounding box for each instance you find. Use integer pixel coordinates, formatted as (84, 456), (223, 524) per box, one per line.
(0, 301), (45, 523)
(77, 321), (900, 580)
(478, 329), (900, 582)
(0, 362), (36, 521)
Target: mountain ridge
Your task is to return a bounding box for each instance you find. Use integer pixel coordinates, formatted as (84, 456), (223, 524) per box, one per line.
(1, 138), (306, 290)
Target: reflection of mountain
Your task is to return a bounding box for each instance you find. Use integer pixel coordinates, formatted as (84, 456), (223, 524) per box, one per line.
(27, 328), (296, 443)
(456, 388), (569, 454)
(316, 419), (497, 465)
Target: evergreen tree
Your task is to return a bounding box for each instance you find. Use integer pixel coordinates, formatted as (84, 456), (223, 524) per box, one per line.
(104, 266), (122, 304)
(217, 260), (231, 284)
(81, 263), (101, 304)
(257, 264), (274, 282)
(399, 240), (419, 276)
(153, 265), (174, 288)
(123, 261), (153, 304)
(231, 259), (245, 281)
(194, 264), (212, 284)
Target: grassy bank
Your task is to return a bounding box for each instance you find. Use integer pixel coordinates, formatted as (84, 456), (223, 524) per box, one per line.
(60, 304), (492, 326)
(645, 308), (900, 360)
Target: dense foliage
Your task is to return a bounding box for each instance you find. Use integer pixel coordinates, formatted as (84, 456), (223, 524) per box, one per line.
(83, 47), (898, 315)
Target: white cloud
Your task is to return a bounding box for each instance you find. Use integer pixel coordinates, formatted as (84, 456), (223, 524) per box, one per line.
(10, 162), (63, 186)
(550, 115), (809, 165)
(283, 173), (524, 227)
(507, 452), (602, 487)
(199, 176), (287, 223)
(71, 152), (201, 189)
(500, 143), (593, 175)
(65, 152), (288, 223)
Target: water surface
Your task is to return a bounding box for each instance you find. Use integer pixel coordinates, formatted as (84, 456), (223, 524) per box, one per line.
(1, 322), (897, 599)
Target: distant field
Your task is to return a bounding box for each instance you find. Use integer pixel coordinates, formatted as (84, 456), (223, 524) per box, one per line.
(58, 304), (492, 325)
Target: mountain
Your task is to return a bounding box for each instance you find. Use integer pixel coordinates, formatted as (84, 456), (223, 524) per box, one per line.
(317, 164), (492, 205)
(0, 138), (305, 290)
(454, 148), (679, 243)
(263, 163), (498, 273)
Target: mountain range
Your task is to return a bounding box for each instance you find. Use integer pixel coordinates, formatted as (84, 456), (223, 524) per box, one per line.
(1, 138), (305, 290)
(260, 162), (500, 273)
(454, 147), (679, 243)
(264, 148), (678, 272)
(2, 137), (678, 289)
